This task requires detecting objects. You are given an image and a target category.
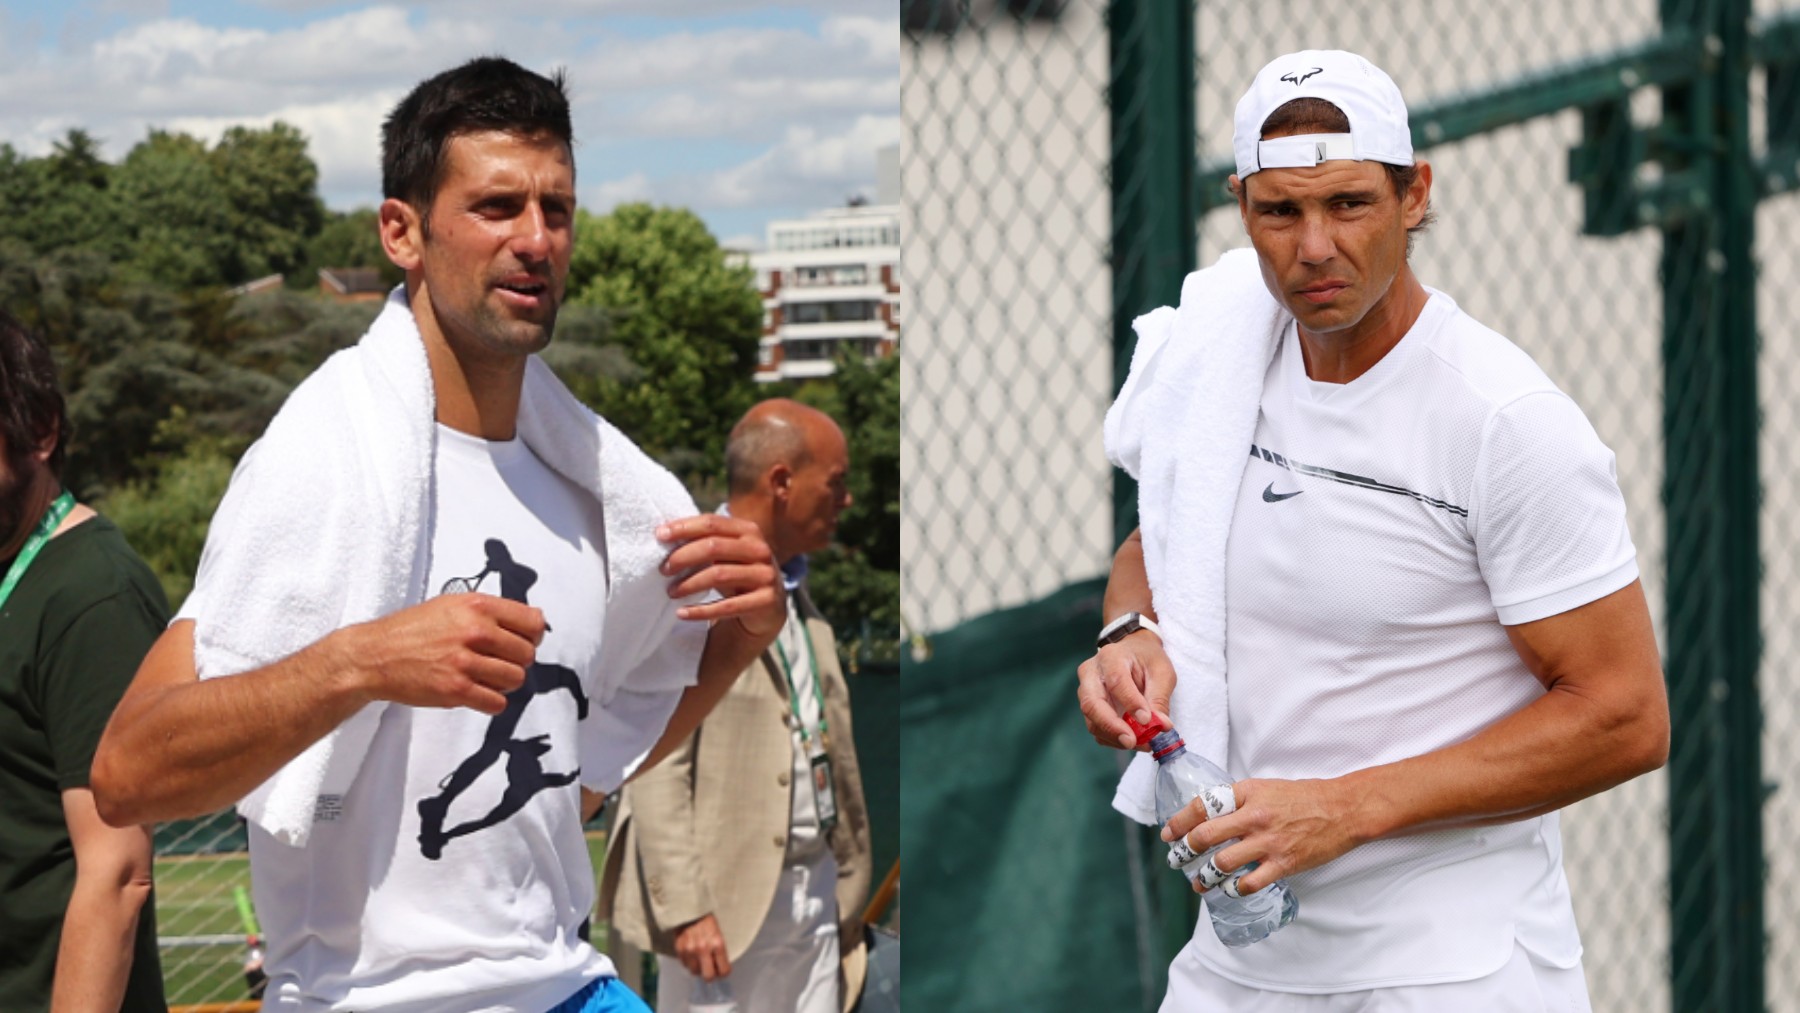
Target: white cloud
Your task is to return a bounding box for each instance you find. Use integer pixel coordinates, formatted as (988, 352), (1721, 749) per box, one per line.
(0, 3), (897, 229)
(585, 171), (655, 211)
(256, 0), (890, 16)
(618, 113), (901, 213)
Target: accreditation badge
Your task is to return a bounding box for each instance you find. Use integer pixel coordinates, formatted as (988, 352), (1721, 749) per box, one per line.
(809, 741), (839, 833)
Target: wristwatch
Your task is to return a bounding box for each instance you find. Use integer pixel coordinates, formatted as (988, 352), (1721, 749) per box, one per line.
(1096, 611), (1161, 649)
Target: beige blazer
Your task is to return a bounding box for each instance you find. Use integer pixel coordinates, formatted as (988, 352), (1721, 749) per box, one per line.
(601, 585), (873, 1003)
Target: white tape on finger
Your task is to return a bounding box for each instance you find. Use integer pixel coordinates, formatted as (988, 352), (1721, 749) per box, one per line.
(1167, 836), (1200, 869)
(1200, 783), (1237, 819)
(1196, 855), (1231, 890)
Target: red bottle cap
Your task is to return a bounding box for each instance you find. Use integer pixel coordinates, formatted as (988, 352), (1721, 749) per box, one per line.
(1123, 711), (1166, 748)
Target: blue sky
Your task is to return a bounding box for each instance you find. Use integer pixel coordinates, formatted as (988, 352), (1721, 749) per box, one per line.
(0, 0), (897, 249)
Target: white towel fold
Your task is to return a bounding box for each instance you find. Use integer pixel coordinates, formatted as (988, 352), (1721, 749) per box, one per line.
(1102, 248), (1290, 825)
(186, 287), (707, 847)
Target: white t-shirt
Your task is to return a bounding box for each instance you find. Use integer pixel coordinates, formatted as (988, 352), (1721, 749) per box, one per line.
(1181, 291), (1638, 993)
(214, 426), (683, 1012)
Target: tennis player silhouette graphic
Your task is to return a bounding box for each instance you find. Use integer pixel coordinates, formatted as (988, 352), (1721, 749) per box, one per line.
(416, 538), (590, 861)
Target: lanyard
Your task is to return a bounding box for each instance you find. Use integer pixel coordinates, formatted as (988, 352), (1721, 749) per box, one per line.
(770, 596), (829, 745)
(0, 492), (74, 612)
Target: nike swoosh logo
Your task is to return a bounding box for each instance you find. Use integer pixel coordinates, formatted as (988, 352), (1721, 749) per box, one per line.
(1262, 483), (1303, 503)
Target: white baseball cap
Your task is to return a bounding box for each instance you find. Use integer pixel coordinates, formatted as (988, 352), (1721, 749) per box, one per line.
(1232, 50), (1413, 179)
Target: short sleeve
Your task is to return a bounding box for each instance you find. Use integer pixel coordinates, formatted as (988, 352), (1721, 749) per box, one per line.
(40, 591), (166, 790)
(577, 683), (686, 794)
(1471, 391), (1639, 625)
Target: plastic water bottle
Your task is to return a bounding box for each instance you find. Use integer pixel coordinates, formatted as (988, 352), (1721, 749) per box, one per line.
(1126, 713), (1298, 947)
(689, 975), (739, 1013)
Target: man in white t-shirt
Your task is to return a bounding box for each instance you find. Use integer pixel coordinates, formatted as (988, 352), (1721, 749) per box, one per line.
(1076, 50), (1669, 1010)
(89, 58), (785, 1013)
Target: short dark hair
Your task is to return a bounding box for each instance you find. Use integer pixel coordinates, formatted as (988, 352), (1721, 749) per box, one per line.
(381, 56), (574, 217)
(1254, 97), (1435, 253)
(0, 309), (69, 477)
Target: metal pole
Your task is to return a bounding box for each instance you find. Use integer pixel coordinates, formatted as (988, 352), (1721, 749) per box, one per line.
(1107, 2), (1200, 1000)
(1108, 0), (1196, 553)
(1662, 0), (1766, 1008)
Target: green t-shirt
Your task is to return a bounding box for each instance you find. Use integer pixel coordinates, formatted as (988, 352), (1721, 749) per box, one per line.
(0, 515), (170, 1012)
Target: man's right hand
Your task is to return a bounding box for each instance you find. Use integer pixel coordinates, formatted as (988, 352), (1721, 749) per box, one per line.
(673, 913), (731, 981)
(1076, 631), (1177, 750)
(338, 594), (546, 715)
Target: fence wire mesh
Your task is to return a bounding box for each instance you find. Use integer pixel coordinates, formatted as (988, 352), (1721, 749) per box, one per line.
(903, 1), (1800, 1009)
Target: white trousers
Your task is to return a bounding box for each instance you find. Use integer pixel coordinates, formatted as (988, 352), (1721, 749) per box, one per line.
(656, 849), (839, 1013)
(1162, 940), (1593, 1013)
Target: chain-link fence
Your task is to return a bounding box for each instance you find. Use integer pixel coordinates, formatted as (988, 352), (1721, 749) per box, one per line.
(903, 1), (1800, 1009)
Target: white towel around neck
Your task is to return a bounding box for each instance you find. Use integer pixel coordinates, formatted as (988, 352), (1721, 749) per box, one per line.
(185, 287), (707, 847)
(1102, 248), (1290, 825)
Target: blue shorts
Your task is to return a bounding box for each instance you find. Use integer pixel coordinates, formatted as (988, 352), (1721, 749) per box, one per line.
(545, 977), (652, 1013)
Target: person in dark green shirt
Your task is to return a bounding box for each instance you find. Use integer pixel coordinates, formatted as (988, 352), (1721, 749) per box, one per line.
(0, 308), (168, 1012)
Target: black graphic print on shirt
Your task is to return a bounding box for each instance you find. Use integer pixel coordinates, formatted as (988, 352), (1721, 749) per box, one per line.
(416, 538), (589, 861)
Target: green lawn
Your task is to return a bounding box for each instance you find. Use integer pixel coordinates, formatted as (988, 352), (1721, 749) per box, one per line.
(155, 833), (611, 1007)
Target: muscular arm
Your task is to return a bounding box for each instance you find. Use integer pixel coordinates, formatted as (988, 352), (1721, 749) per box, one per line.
(92, 594), (544, 827)
(1169, 579), (1670, 895)
(51, 788), (154, 1013)
(1076, 526), (1178, 749)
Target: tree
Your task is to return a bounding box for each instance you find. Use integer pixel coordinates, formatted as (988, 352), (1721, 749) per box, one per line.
(100, 441), (236, 609)
(113, 130), (237, 290)
(295, 208), (401, 291)
(110, 123), (326, 290)
(0, 133), (125, 259)
(565, 203), (761, 484)
(210, 122), (325, 282)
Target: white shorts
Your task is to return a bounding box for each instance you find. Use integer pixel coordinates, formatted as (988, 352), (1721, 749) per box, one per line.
(1161, 941), (1592, 1013)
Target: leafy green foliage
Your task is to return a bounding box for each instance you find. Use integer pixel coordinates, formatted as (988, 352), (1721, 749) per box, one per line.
(567, 203), (762, 484)
(101, 443), (237, 610)
(296, 208), (402, 291)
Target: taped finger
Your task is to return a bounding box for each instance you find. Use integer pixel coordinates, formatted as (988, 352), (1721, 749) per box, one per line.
(1167, 836), (1200, 868)
(1194, 853), (1231, 890)
(1199, 783), (1238, 820)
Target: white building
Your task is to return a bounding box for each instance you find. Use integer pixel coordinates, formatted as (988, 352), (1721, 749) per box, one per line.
(750, 202), (901, 382)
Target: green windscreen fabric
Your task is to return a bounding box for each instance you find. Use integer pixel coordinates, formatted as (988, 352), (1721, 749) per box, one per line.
(902, 577), (1196, 1012)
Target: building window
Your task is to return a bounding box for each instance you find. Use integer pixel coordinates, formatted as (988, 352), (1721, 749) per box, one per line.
(785, 300), (878, 324)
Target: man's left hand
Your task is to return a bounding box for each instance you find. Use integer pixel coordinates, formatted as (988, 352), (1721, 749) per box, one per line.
(1160, 776), (1370, 896)
(657, 515), (785, 638)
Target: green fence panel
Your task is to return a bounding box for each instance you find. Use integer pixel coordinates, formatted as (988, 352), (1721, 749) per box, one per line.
(902, 577), (1197, 1012)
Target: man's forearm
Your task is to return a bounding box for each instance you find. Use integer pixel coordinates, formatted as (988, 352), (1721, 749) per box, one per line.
(1103, 526), (1156, 623)
(633, 618), (773, 777)
(50, 866), (151, 1013)
(1340, 668), (1668, 843)
(1187, 582), (1671, 895)
(93, 623), (371, 826)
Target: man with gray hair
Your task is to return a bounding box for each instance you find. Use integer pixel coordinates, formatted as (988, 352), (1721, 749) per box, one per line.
(604, 399), (872, 1013)
(1075, 50), (1668, 1008)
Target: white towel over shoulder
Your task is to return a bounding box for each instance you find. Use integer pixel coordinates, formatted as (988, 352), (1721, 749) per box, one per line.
(183, 288), (707, 847)
(1102, 248), (1289, 825)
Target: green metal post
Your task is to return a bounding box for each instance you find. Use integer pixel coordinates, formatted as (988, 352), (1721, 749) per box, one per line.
(1108, 0), (1196, 553)
(1107, 2), (1199, 1000)
(1661, 0), (1766, 1008)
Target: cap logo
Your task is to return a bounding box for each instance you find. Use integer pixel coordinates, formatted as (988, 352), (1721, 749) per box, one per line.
(1280, 67), (1323, 86)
